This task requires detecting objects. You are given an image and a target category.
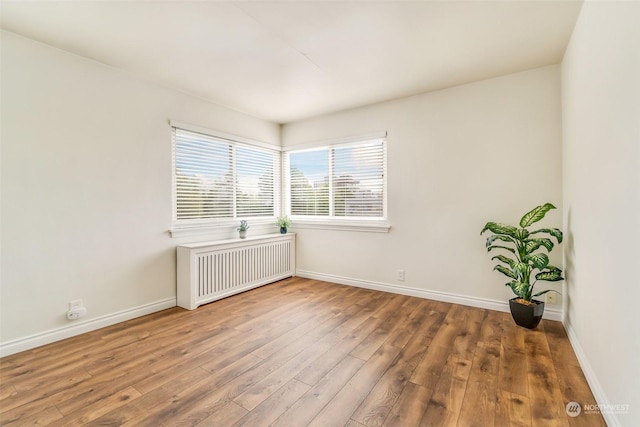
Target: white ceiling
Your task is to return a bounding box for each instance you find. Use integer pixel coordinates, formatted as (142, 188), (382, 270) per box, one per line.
(0, 1), (582, 124)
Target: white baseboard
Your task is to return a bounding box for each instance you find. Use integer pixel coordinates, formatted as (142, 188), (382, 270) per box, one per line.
(0, 298), (176, 357)
(296, 270), (563, 321)
(563, 320), (620, 427)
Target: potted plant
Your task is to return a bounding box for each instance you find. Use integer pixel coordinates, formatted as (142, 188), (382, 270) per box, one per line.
(480, 203), (564, 329)
(237, 220), (249, 239)
(276, 216), (292, 234)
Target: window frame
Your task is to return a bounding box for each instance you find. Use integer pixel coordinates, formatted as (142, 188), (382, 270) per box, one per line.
(283, 132), (390, 233)
(170, 121), (281, 236)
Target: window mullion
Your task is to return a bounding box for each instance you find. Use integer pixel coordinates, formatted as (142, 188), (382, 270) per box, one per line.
(328, 148), (335, 217)
(231, 144), (237, 219)
(278, 153), (283, 217)
(171, 128), (178, 223)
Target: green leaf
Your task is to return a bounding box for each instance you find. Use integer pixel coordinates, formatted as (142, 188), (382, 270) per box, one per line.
(533, 289), (558, 297)
(514, 228), (530, 241)
(481, 222), (518, 238)
(487, 245), (516, 254)
(491, 255), (517, 268)
(494, 265), (517, 279)
(514, 262), (530, 277)
(526, 253), (549, 269)
(530, 228), (563, 244)
(519, 203), (556, 228)
(506, 281), (530, 298)
(545, 265), (562, 273)
(524, 238), (554, 253)
(535, 270), (564, 281)
(485, 234), (516, 248)
(505, 281), (521, 298)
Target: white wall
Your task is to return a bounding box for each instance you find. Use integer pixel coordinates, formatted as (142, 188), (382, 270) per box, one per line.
(561, 2), (640, 426)
(282, 66), (564, 312)
(0, 31), (280, 353)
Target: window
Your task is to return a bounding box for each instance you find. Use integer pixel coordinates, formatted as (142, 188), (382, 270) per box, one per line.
(285, 135), (388, 231)
(172, 124), (279, 230)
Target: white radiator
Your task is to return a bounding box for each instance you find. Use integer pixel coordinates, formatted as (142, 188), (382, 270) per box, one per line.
(176, 233), (296, 310)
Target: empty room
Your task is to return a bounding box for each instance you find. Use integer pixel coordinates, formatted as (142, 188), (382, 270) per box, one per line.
(1, 0), (638, 426)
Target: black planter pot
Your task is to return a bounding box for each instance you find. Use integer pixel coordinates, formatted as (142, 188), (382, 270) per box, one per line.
(509, 297), (545, 329)
(280, 226), (288, 234)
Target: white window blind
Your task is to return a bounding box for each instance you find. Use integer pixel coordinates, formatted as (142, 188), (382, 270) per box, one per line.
(286, 137), (386, 220)
(172, 127), (278, 223)
(289, 149), (330, 216)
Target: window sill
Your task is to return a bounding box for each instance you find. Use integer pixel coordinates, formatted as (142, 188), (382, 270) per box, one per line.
(170, 218), (277, 238)
(290, 219), (390, 233)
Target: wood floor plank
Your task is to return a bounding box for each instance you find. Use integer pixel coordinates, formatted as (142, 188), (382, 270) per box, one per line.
(425, 305), (461, 349)
(350, 308), (409, 361)
(0, 383), (16, 401)
(232, 379), (310, 427)
(194, 401), (248, 427)
(410, 344), (451, 389)
(543, 320), (581, 367)
(427, 300), (454, 314)
(383, 381), (433, 427)
(411, 310), (447, 347)
(8, 353), (98, 394)
(371, 294), (410, 320)
(234, 302), (376, 410)
(420, 355), (472, 426)
(131, 349), (244, 395)
(0, 368), (93, 413)
(294, 315), (383, 386)
(47, 386), (142, 427)
(120, 319), (334, 425)
(495, 390), (532, 427)
(128, 377), (249, 427)
(457, 343), (501, 427)
(0, 278), (604, 427)
(307, 342), (402, 427)
(233, 329), (342, 410)
(554, 363), (607, 427)
(197, 319), (305, 374)
(524, 323), (570, 427)
(250, 309), (341, 360)
(351, 334), (428, 426)
(309, 301), (376, 344)
(477, 310), (506, 347)
(272, 355), (364, 427)
(116, 372), (243, 426)
(542, 321), (606, 427)
(51, 350), (163, 415)
(83, 366), (212, 426)
(387, 300), (434, 349)
(0, 404), (64, 426)
(498, 319), (529, 397)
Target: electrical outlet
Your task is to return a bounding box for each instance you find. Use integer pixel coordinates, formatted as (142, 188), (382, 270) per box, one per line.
(69, 299), (83, 310)
(546, 292), (558, 305)
(397, 270), (405, 281)
(67, 300), (87, 321)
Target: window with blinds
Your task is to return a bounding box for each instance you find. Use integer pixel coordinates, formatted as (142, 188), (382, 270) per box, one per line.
(172, 127), (278, 223)
(286, 137), (386, 220)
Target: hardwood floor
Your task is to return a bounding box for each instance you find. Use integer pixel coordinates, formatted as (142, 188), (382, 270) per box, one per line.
(0, 278), (605, 426)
